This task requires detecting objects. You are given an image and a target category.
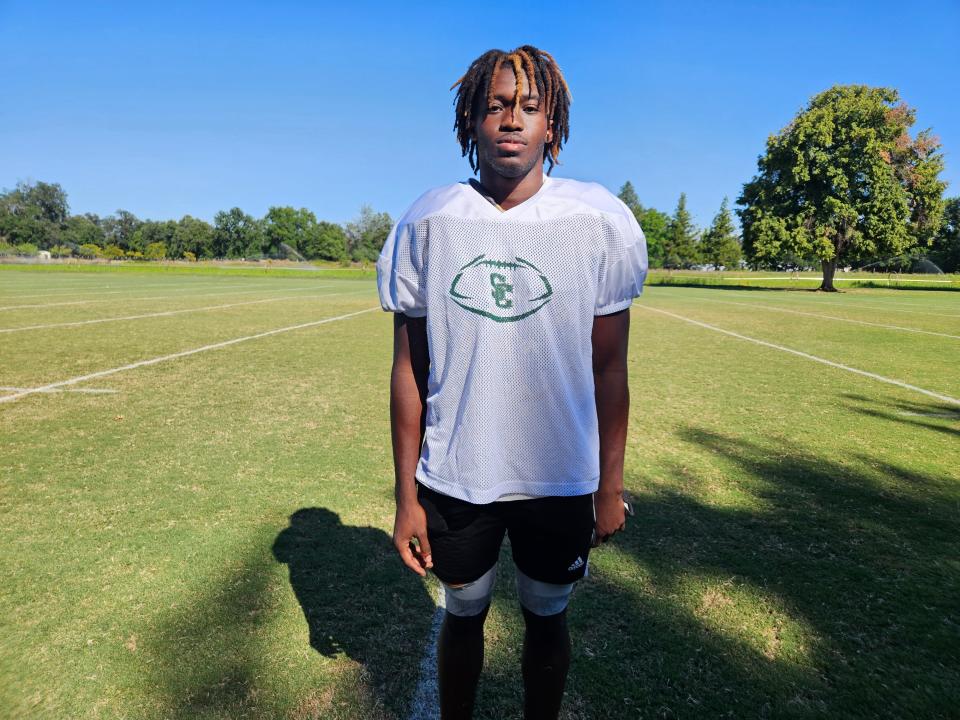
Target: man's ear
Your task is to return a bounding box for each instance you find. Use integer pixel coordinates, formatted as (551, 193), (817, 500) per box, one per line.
(546, 125), (554, 144)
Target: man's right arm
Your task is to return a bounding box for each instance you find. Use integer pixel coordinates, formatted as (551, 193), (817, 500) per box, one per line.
(390, 312), (433, 576)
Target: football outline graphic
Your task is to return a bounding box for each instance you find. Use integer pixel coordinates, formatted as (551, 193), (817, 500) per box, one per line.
(448, 254), (554, 322)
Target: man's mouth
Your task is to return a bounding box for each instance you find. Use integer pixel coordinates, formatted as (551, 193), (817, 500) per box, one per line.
(496, 136), (526, 153)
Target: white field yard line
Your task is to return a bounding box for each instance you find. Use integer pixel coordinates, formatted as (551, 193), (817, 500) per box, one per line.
(638, 305), (960, 407)
(407, 585), (445, 720)
(0, 307), (380, 404)
(681, 296), (960, 340)
(0, 299), (92, 311)
(0, 281), (306, 300)
(646, 287), (960, 319)
(0, 290), (366, 333)
(0, 386), (117, 395)
(0, 284), (340, 311)
(0, 279), (321, 298)
(759, 293), (960, 314)
(763, 298), (960, 320)
(0, 282), (244, 298)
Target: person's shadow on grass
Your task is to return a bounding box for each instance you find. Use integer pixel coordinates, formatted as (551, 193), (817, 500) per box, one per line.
(272, 508), (436, 714)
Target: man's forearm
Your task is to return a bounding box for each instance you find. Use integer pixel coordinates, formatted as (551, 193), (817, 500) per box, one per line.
(390, 314), (429, 506)
(594, 367), (629, 496)
(390, 368), (426, 505)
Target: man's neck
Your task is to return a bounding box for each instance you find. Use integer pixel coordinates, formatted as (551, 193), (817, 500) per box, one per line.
(476, 164), (545, 211)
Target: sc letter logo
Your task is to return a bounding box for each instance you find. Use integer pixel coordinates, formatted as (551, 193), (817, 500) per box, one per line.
(448, 254), (553, 322)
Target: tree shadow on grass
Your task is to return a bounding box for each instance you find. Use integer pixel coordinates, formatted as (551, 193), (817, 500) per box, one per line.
(647, 281), (788, 292)
(559, 428), (958, 719)
(144, 510), (434, 720)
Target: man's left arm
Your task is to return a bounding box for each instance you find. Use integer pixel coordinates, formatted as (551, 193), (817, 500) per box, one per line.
(592, 307), (630, 544)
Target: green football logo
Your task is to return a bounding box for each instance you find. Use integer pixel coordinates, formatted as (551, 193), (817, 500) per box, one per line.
(448, 254), (554, 322)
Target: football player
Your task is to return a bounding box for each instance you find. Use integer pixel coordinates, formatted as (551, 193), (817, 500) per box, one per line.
(377, 45), (647, 720)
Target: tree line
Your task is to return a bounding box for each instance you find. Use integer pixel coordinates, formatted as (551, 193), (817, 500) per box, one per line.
(3, 86), (957, 287)
(620, 85), (958, 290)
(616, 183), (744, 271)
(0, 183), (392, 264)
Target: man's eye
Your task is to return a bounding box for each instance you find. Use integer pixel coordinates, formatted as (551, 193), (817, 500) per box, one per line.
(488, 105), (503, 112)
(524, 106), (539, 113)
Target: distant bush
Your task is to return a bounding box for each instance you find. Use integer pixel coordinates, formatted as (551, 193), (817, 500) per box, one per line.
(183, 251), (197, 262)
(78, 243), (104, 259)
(50, 245), (74, 257)
(16, 243), (38, 256)
(126, 250), (144, 260)
(103, 245), (125, 259)
(0, 241), (15, 256)
(144, 241), (167, 260)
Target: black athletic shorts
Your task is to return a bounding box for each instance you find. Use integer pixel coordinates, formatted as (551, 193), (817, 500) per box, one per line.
(416, 482), (595, 586)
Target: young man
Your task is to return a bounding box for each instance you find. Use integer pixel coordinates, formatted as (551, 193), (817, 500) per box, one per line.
(377, 46), (647, 719)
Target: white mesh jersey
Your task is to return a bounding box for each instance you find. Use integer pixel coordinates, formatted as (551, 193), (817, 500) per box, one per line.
(377, 176), (648, 504)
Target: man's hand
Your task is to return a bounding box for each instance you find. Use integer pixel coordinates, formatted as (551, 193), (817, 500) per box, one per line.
(393, 499), (433, 576)
(592, 490), (626, 547)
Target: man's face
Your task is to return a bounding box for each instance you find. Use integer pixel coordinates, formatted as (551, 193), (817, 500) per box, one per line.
(474, 65), (552, 179)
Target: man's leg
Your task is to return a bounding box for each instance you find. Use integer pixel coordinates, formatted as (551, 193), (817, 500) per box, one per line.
(437, 566), (497, 720)
(516, 569), (575, 720)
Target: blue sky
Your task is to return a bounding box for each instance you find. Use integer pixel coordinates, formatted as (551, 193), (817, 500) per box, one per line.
(1, 0), (957, 229)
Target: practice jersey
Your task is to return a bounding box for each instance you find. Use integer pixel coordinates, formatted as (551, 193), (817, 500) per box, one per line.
(377, 176), (648, 504)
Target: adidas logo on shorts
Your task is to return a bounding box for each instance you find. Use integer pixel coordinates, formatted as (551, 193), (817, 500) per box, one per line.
(567, 556), (584, 572)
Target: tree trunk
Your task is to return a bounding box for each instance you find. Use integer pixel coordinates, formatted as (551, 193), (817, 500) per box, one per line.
(819, 259), (838, 291)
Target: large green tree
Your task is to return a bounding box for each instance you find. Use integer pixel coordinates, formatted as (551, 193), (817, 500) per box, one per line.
(0, 180), (69, 225)
(0, 180), (69, 248)
(700, 197), (742, 270)
(301, 220), (347, 261)
(617, 181), (669, 268)
(929, 197), (960, 273)
(213, 208), (263, 259)
(738, 85), (946, 291)
(345, 205), (392, 263)
(173, 216), (215, 259)
(617, 181), (641, 212)
(262, 206), (325, 259)
(62, 214), (106, 249)
(663, 193), (700, 269)
(133, 220), (177, 258)
(102, 210), (143, 252)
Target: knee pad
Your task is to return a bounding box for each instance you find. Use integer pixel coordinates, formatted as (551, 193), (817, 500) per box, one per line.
(443, 565), (496, 617)
(515, 567), (574, 617)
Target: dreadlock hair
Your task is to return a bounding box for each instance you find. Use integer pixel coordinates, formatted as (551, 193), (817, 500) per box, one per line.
(451, 45), (572, 175)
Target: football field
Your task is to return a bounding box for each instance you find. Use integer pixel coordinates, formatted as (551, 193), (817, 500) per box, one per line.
(1, 266), (958, 719)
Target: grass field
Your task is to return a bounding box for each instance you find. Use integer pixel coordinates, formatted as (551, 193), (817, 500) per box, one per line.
(1, 265), (958, 719)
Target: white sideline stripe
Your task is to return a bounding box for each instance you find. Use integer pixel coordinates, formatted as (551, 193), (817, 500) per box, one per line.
(639, 305), (960, 407)
(0, 386), (117, 395)
(646, 286), (960, 318)
(764, 298), (960, 320)
(0, 281), (297, 300)
(407, 586), (445, 720)
(6, 289), (136, 299)
(0, 307), (379, 404)
(0, 290), (363, 333)
(0, 300), (91, 311)
(685, 296), (960, 340)
(8, 280), (329, 299)
(0, 284), (339, 311)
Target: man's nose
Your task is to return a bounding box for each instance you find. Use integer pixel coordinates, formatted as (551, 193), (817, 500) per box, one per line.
(500, 107), (524, 130)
